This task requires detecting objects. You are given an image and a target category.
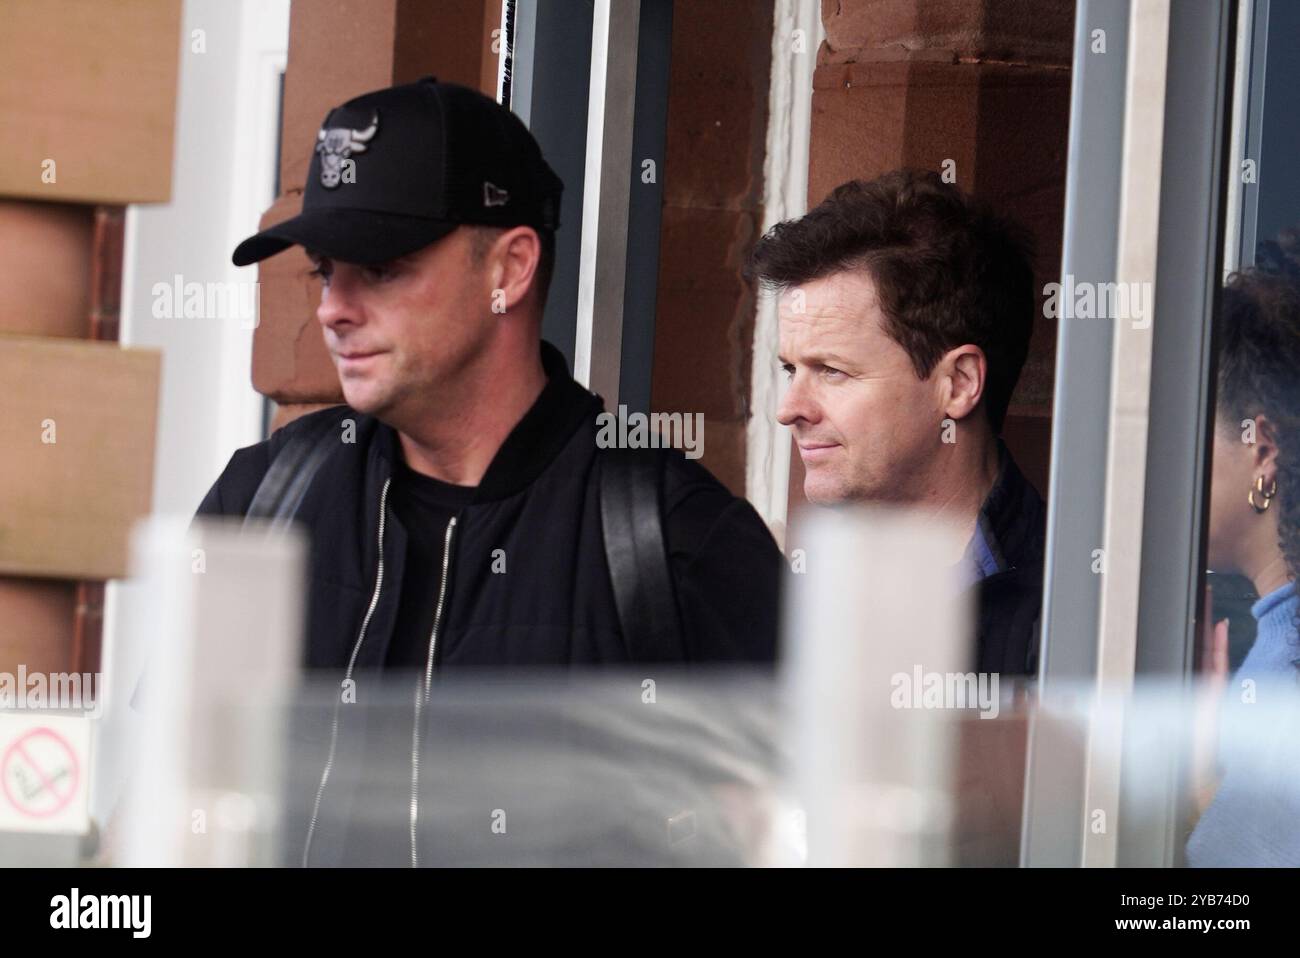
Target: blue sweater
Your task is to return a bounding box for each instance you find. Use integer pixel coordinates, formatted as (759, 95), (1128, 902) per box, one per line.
(1186, 583), (1300, 866)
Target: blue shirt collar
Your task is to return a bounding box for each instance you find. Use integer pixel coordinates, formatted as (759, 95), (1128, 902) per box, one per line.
(1251, 581), (1299, 622)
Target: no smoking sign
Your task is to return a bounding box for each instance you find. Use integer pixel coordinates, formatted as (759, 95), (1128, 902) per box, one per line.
(0, 713), (90, 834)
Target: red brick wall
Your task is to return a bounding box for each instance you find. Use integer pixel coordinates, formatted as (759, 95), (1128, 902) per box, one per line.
(649, 0), (776, 497)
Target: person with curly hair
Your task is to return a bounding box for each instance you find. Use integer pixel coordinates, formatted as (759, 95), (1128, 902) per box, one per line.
(1188, 229), (1300, 867)
(1205, 231), (1300, 676)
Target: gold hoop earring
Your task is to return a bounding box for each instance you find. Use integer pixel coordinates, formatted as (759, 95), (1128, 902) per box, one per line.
(1248, 475), (1277, 513)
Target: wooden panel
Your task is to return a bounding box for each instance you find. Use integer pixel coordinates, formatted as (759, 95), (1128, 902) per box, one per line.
(0, 0), (182, 204)
(0, 336), (161, 579)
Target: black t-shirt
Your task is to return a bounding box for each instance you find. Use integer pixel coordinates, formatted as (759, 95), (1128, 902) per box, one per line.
(385, 459), (476, 670)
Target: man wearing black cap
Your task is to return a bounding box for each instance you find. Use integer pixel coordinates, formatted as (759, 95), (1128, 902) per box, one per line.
(205, 76), (780, 677)
(198, 77), (782, 865)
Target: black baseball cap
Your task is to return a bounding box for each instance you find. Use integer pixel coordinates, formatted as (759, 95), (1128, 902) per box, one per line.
(232, 76), (563, 267)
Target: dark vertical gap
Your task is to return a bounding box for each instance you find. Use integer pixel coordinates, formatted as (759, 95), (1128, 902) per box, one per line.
(617, 0), (674, 415)
(1254, 0), (1300, 247)
(529, 0), (596, 369)
(263, 69), (288, 440)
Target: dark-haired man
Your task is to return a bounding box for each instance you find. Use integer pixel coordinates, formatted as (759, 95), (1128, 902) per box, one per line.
(748, 169), (1046, 674)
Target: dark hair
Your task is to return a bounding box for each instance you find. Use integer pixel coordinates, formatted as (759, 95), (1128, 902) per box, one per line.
(745, 169), (1035, 433)
(1217, 229), (1300, 617)
(471, 225), (556, 308)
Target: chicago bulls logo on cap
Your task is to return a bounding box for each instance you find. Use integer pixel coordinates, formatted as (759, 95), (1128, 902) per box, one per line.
(315, 112), (379, 189)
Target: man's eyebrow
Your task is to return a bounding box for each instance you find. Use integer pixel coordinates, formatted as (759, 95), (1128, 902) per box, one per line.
(782, 351), (859, 368)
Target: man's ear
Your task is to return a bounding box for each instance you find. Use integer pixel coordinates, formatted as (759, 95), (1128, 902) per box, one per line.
(940, 344), (987, 422)
(487, 226), (541, 314)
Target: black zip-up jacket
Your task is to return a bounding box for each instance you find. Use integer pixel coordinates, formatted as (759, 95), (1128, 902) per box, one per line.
(195, 342), (783, 865)
(195, 341), (782, 671)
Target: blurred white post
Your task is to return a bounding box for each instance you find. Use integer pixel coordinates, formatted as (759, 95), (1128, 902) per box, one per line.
(1085, 0), (1170, 868)
(117, 517), (303, 866)
(785, 507), (971, 866)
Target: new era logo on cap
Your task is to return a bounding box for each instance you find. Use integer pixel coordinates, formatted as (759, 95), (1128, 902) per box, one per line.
(232, 77), (563, 267)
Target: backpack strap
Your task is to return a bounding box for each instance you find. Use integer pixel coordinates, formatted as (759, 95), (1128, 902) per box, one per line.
(243, 412), (342, 533)
(599, 447), (686, 662)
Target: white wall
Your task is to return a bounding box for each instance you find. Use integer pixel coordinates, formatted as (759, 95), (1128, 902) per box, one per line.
(122, 0), (288, 511)
(746, 0), (822, 550)
(97, 0), (290, 828)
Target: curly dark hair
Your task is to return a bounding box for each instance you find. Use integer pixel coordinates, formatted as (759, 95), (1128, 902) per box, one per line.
(744, 169), (1035, 433)
(1217, 229), (1300, 641)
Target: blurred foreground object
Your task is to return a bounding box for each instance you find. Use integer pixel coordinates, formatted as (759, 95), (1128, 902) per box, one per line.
(117, 518), (303, 866)
(286, 670), (786, 867)
(785, 505), (973, 866)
